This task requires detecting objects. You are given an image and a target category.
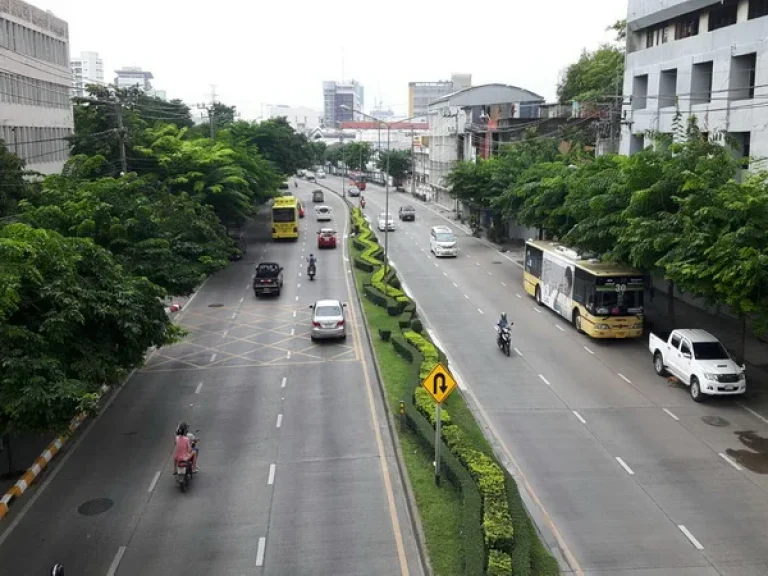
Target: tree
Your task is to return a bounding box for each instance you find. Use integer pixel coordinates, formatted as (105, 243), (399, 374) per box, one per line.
(376, 149), (412, 185)
(325, 143), (344, 167)
(609, 19), (627, 43)
(235, 117), (313, 175)
(310, 141), (327, 166)
(0, 141), (27, 218)
(343, 142), (374, 172)
(557, 45), (624, 104)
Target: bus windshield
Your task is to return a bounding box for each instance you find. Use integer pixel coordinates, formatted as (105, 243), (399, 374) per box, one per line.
(272, 208), (295, 222)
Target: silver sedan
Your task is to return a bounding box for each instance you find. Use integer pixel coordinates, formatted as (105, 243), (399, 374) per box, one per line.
(309, 299), (347, 341)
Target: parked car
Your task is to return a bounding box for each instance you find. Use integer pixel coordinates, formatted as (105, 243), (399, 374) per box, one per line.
(312, 189), (324, 203)
(399, 205), (416, 221)
(308, 174), (316, 183)
(317, 228), (337, 249)
(279, 181), (289, 190)
(377, 212), (395, 231)
(347, 186), (361, 197)
(253, 262), (284, 297)
(315, 205), (333, 221)
(649, 329), (746, 402)
(309, 299), (347, 341)
(316, 170), (326, 179)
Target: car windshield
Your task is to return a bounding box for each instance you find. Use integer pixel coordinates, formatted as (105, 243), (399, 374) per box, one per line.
(435, 233), (455, 242)
(315, 305), (341, 317)
(692, 341), (730, 360)
(379, 213), (392, 219)
(402, 206), (415, 212)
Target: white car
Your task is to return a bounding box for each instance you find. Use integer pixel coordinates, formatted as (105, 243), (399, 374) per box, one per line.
(430, 225), (458, 257)
(309, 299), (347, 341)
(315, 205), (333, 221)
(316, 170), (326, 179)
(377, 212), (395, 231)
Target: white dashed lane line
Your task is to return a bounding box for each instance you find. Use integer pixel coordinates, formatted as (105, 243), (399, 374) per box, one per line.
(663, 408), (679, 421)
(618, 373), (632, 384)
(268, 463), (276, 485)
(453, 282), (458, 288)
(255, 537), (267, 567)
(572, 411), (587, 425)
(555, 324), (564, 332)
(281, 376), (287, 388)
(195, 382), (203, 394)
(539, 374), (551, 386)
(719, 452), (743, 471)
(463, 294), (470, 300)
(514, 347), (523, 357)
(533, 308), (542, 314)
(276, 414), (283, 428)
(615, 457), (635, 475)
(477, 308), (484, 315)
(678, 525), (704, 550)
(584, 346), (594, 355)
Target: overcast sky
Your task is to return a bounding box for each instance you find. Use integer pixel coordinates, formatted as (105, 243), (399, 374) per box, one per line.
(43, 0), (627, 120)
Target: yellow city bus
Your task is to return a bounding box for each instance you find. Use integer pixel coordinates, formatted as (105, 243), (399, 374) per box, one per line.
(271, 196), (299, 240)
(523, 240), (645, 339)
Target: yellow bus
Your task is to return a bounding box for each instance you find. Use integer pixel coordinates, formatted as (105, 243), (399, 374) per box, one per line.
(523, 240), (645, 339)
(271, 196), (299, 240)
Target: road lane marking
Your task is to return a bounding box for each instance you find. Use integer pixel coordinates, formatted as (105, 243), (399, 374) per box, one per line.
(222, 329), (229, 338)
(295, 296), (299, 301)
(583, 346), (594, 355)
(463, 294), (469, 299)
(147, 471), (161, 493)
(297, 283), (301, 288)
(255, 537), (267, 566)
(719, 452), (743, 471)
(453, 282), (458, 288)
(209, 353), (217, 363)
(663, 408), (679, 421)
(239, 297), (244, 303)
(514, 347), (523, 357)
(739, 403), (768, 425)
(555, 324), (564, 332)
(533, 308), (541, 314)
(573, 411), (587, 425)
(615, 457), (635, 475)
(434, 262), (438, 267)
(286, 351), (291, 359)
(290, 328), (295, 336)
(475, 261), (480, 266)
(195, 382), (203, 394)
(678, 525), (704, 550)
(618, 373), (632, 384)
(487, 271), (493, 276)
(106, 546), (127, 576)
(539, 374), (551, 386)
(268, 463), (276, 485)
(231, 312), (236, 319)
(293, 310), (296, 318)
(276, 414), (283, 428)
(443, 272), (448, 277)
(477, 308), (484, 315)
(281, 377), (287, 388)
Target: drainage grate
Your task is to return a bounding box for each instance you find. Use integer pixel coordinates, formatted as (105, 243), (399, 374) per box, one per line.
(701, 415), (730, 427)
(78, 497), (114, 516)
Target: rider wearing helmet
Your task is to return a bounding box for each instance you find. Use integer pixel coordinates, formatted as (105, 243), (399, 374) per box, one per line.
(173, 421), (198, 474)
(497, 312), (510, 331)
(51, 564), (64, 576)
(307, 253), (317, 267)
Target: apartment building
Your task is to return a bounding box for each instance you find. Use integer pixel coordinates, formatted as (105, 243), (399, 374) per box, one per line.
(322, 80), (364, 126)
(408, 74), (471, 117)
(620, 0), (768, 162)
(0, 0), (73, 174)
(71, 50), (104, 97)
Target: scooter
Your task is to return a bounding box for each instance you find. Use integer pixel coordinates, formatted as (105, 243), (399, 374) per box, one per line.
(360, 197), (366, 209)
(496, 325), (512, 356)
(308, 263), (316, 281)
(175, 433), (199, 492)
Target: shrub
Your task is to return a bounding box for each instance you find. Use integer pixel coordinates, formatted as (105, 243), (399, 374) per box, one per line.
(391, 335), (415, 363)
(398, 309), (415, 329)
(403, 330), (439, 379)
(354, 258), (375, 272)
(379, 328), (391, 341)
(410, 318), (423, 333)
(414, 387), (451, 425)
(488, 550), (514, 575)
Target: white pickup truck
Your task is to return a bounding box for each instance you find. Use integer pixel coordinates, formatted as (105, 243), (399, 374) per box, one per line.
(649, 329), (746, 402)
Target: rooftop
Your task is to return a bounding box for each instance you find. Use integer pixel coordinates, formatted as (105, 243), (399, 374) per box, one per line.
(1, 0), (68, 39)
(430, 83), (545, 107)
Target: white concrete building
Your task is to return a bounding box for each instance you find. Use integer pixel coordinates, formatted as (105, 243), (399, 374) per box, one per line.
(115, 66), (153, 91)
(621, 0), (768, 162)
(0, 0), (74, 174)
(266, 105), (323, 133)
(70, 50), (104, 97)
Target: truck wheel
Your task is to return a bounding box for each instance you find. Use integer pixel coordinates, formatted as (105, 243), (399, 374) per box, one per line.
(690, 377), (704, 402)
(535, 285), (543, 306)
(653, 352), (666, 376)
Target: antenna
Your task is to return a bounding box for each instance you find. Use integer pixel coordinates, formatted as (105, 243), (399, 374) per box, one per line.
(341, 48), (345, 83)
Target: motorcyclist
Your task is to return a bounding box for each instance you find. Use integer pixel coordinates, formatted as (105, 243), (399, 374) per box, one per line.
(294, 180), (298, 187)
(307, 253), (317, 269)
(360, 196), (366, 209)
(173, 421), (198, 474)
(496, 313), (512, 345)
(51, 565), (64, 576)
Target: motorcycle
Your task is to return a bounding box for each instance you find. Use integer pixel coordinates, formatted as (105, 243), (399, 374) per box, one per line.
(175, 432), (199, 492)
(308, 262), (316, 281)
(496, 324), (512, 356)
(360, 197), (366, 209)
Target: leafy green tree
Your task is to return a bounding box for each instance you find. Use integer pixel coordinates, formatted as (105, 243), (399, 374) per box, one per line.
(0, 223), (179, 435)
(376, 149), (412, 185)
(234, 117), (312, 175)
(609, 19), (627, 43)
(310, 141), (327, 166)
(446, 159), (497, 209)
(0, 141), (27, 217)
(343, 142), (373, 171)
(557, 45), (624, 104)
(510, 161), (572, 239)
(325, 143), (344, 167)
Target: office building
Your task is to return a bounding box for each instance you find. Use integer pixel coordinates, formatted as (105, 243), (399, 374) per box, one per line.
(71, 50), (104, 97)
(0, 0), (74, 174)
(266, 105), (323, 132)
(409, 74), (472, 117)
(115, 66), (153, 91)
(322, 80), (364, 126)
(621, 0), (768, 161)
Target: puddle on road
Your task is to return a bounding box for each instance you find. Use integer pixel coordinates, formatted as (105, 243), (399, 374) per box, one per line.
(726, 430), (768, 474)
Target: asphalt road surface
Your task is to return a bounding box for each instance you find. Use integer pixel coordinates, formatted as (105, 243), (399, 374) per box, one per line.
(334, 175), (768, 576)
(0, 179), (421, 576)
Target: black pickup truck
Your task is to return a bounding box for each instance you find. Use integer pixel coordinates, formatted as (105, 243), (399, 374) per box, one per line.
(253, 262), (284, 297)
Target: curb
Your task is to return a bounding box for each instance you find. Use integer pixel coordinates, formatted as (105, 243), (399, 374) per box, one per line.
(0, 302), (186, 521)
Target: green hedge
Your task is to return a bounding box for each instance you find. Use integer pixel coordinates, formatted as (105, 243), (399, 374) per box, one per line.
(391, 335), (415, 363)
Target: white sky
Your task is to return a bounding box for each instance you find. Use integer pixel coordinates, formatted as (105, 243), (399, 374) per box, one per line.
(41, 0), (627, 120)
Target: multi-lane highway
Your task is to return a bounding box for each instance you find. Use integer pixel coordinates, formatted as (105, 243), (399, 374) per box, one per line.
(0, 180), (422, 576)
(332, 174), (768, 576)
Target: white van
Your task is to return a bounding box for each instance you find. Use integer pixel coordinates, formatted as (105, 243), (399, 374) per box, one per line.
(430, 225), (458, 257)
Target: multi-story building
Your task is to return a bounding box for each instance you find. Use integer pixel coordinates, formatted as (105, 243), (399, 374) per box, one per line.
(620, 0), (768, 161)
(408, 74), (472, 117)
(115, 66), (153, 91)
(70, 50), (104, 97)
(266, 104), (323, 133)
(322, 80), (364, 126)
(0, 0), (74, 174)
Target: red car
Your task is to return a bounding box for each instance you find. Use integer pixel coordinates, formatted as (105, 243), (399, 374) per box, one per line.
(298, 202), (305, 218)
(317, 228), (337, 249)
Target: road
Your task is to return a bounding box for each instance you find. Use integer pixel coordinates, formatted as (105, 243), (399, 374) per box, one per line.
(330, 175), (768, 576)
(0, 179), (422, 576)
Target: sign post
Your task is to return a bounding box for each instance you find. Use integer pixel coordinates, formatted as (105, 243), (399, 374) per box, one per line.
(420, 363), (457, 486)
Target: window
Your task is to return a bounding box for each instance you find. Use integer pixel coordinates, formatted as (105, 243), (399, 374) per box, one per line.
(632, 75), (648, 109)
(730, 53), (757, 101)
(645, 25), (667, 48)
(573, 268), (592, 305)
(691, 61), (713, 104)
(749, 0), (768, 19)
(710, 0), (738, 30)
(671, 333), (682, 349)
(680, 341), (691, 356)
(525, 245), (543, 278)
(675, 16), (699, 39)
(659, 69), (678, 108)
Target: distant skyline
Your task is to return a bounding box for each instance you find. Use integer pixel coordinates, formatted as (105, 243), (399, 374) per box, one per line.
(39, 0), (627, 120)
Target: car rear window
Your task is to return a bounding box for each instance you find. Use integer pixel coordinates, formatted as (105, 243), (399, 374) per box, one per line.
(315, 305), (341, 317)
(435, 232), (455, 242)
(403, 206), (415, 212)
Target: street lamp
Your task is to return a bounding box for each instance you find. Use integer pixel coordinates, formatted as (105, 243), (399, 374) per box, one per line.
(341, 105), (423, 284)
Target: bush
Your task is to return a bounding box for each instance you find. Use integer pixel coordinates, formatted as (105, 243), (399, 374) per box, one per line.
(414, 387), (451, 425)
(391, 335), (416, 363)
(354, 258), (375, 272)
(488, 550), (514, 575)
(398, 309), (415, 329)
(411, 318), (423, 333)
(379, 328), (391, 341)
(403, 330), (439, 379)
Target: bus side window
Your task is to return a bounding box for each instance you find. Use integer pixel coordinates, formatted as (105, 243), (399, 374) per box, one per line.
(525, 245), (543, 276)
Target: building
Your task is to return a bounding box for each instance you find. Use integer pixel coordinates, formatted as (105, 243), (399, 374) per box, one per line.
(115, 66), (153, 91)
(322, 80), (364, 126)
(0, 0), (74, 174)
(620, 0), (768, 161)
(408, 74), (472, 117)
(70, 50), (104, 97)
(427, 83), (545, 191)
(266, 105), (323, 133)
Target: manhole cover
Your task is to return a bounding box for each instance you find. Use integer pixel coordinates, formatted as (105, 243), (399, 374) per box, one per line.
(208, 303), (224, 308)
(492, 260), (502, 264)
(78, 497), (114, 516)
(702, 415), (730, 427)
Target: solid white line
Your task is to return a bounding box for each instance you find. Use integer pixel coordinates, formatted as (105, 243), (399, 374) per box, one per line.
(615, 456), (635, 475)
(255, 537), (267, 566)
(276, 414), (283, 428)
(453, 282), (458, 288)
(268, 463), (276, 485)
(533, 308), (541, 314)
(239, 297), (244, 304)
(281, 377), (287, 388)
(290, 328), (295, 336)
(572, 411), (587, 425)
(463, 294), (469, 299)
(514, 347), (523, 357)
(147, 471), (161, 493)
(719, 452), (743, 471)
(209, 353), (217, 363)
(195, 382), (203, 394)
(618, 373), (632, 384)
(555, 324), (564, 332)
(477, 308), (484, 315)
(663, 408), (679, 421)
(539, 374), (551, 386)
(286, 351), (291, 359)
(584, 346), (594, 355)
(106, 546), (128, 576)
(739, 403), (768, 425)
(678, 525), (704, 550)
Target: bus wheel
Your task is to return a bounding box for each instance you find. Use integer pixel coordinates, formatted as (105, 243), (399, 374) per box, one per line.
(535, 285), (543, 306)
(572, 310), (583, 333)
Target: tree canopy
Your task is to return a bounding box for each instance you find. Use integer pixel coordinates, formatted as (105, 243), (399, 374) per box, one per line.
(377, 149), (412, 183)
(557, 45), (624, 104)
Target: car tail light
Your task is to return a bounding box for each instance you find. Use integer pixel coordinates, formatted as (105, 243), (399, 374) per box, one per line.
(312, 322), (321, 327)
(336, 320), (345, 327)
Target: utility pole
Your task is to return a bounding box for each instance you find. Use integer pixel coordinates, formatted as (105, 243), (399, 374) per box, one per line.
(197, 84), (218, 140)
(113, 89), (128, 175)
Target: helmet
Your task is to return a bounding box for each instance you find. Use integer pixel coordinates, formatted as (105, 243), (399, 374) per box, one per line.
(501, 313), (507, 323)
(51, 565), (64, 576)
(177, 421), (189, 436)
